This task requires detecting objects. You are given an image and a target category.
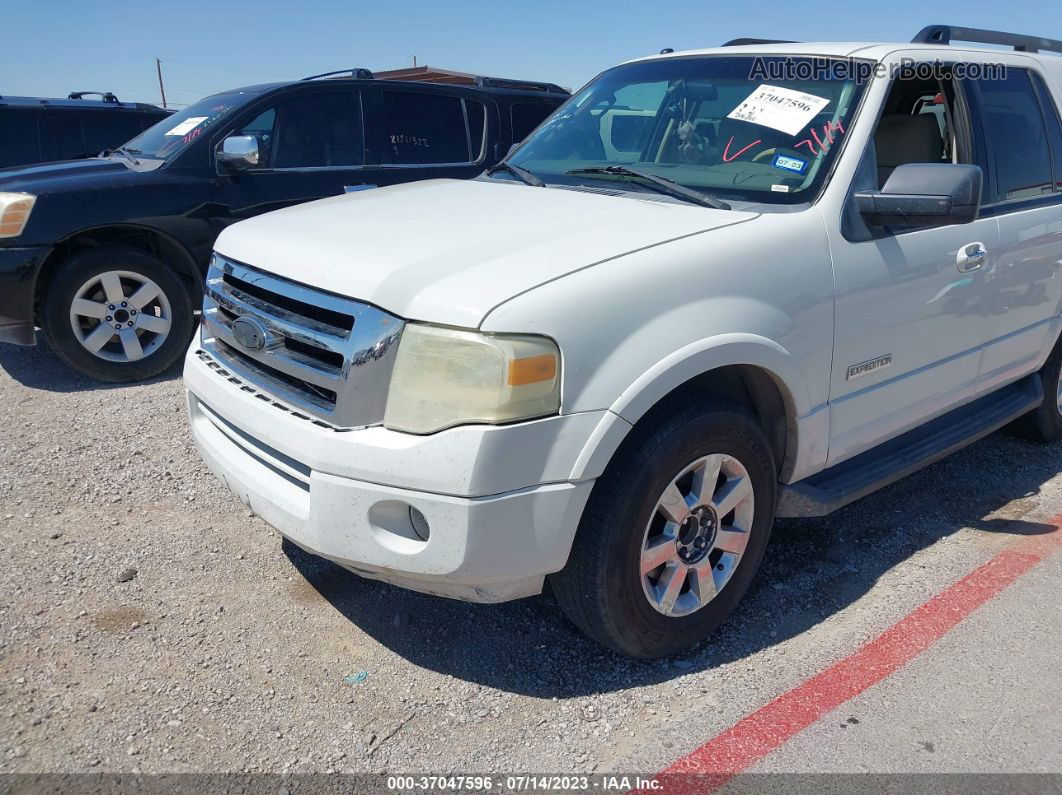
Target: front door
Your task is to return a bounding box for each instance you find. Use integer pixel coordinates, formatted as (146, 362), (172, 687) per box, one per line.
(210, 87), (375, 234)
(827, 65), (999, 464)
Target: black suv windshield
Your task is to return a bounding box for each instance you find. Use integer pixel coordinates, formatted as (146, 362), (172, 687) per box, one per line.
(120, 92), (250, 161)
(507, 56), (869, 205)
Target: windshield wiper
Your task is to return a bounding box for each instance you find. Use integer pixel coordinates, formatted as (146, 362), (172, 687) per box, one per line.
(103, 146), (141, 166)
(566, 166), (730, 210)
(486, 161), (545, 187)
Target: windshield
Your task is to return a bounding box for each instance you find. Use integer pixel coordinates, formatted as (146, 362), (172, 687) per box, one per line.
(120, 92), (250, 161)
(506, 56), (869, 205)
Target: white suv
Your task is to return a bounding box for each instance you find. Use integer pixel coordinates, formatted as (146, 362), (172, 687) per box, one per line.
(185, 26), (1062, 658)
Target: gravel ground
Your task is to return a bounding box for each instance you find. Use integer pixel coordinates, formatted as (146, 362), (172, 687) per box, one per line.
(1, 340), (1060, 775)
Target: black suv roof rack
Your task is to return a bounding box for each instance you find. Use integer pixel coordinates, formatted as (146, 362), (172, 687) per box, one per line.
(722, 38), (799, 47)
(302, 68), (375, 81)
(68, 91), (119, 103)
(472, 75), (569, 94)
(912, 24), (1062, 54)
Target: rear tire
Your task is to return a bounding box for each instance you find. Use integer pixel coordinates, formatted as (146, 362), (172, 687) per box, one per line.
(1011, 337), (1062, 443)
(550, 398), (777, 659)
(41, 247), (195, 382)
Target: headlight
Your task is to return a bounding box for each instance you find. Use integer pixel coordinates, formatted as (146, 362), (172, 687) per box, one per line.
(0, 193), (36, 238)
(384, 324), (560, 434)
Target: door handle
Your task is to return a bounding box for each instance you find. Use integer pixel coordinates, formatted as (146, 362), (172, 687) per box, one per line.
(956, 242), (987, 272)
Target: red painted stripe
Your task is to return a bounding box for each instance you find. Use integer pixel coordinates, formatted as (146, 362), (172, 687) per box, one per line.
(653, 522), (1062, 794)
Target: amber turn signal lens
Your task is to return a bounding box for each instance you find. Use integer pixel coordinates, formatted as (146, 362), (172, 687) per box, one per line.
(0, 194), (36, 238)
(508, 353), (557, 386)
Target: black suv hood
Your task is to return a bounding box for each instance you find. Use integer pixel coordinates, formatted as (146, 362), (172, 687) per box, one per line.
(0, 158), (148, 195)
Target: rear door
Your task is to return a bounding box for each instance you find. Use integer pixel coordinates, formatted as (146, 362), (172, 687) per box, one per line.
(367, 84), (493, 185)
(965, 67), (1062, 386)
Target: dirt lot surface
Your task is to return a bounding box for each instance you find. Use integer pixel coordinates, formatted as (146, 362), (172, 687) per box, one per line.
(2, 341), (1060, 776)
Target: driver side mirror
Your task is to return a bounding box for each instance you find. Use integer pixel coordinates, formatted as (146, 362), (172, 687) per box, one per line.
(217, 135), (260, 171)
(854, 163), (982, 228)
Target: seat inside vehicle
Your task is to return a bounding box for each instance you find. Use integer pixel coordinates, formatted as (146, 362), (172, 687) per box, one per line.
(874, 114), (945, 186)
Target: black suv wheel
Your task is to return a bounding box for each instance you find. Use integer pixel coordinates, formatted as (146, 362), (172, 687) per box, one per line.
(41, 247), (195, 382)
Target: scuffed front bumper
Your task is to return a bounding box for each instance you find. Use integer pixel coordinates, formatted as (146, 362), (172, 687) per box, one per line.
(0, 245), (49, 346)
(184, 345), (599, 603)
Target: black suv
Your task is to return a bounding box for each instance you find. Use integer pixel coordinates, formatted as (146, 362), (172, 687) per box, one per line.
(0, 92), (171, 169)
(0, 69), (568, 381)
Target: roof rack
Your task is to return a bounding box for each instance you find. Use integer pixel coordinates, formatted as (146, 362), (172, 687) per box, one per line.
(302, 68), (374, 81)
(472, 75), (569, 94)
(68, 91), (119, 102)
(912, 25), (1062, 54)
(722, 38), (799, 47)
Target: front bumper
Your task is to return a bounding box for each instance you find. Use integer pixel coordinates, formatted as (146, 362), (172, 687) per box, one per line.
(185, 345), (600, 602)
(0, 245), (49, 346)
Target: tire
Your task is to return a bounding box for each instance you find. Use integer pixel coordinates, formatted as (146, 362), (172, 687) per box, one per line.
(550, 398), (777, 659)
(1011, 336), (1062, 443)
(41, 247), (195, 382)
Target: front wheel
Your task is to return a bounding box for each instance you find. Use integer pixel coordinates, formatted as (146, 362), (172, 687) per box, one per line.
(41, 247), (195, 382)
(550, 399), (777, 659)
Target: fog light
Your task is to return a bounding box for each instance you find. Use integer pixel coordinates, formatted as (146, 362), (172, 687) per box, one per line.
(409, 506), (430, 541)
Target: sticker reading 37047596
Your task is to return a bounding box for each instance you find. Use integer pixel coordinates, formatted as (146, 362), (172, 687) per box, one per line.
(727, 84), (830, 136)
(164, 117), (208, 137)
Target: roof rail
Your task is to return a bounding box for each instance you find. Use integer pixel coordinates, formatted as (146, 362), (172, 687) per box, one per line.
(301, 68), (374, 81)
(912, 24), (1062, 54)
(722, 38), (799, 47)
(473, 76), (570, 94)
(68, 91), (119, 102)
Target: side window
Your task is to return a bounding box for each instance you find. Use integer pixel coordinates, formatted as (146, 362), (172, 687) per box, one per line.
(970, 69), (1054, 204)
(913, 93), (948, 138)
(0, 109), (41, 167)
(237, 108), (276, 137)
(872, 75), (956, 189)
(81, 113), (145, 155)
(141, 113), (169, 132)
(1030, 71), (1062, 192)
(510, 103), (554, 142)
(381, 91), (469, 164)
(233, 108), (277, 165)
(268, 91), (363, 169)
(40, 110), (88, 160)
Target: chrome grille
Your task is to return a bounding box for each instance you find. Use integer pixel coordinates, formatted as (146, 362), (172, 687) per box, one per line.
(200, 254), (404, 428)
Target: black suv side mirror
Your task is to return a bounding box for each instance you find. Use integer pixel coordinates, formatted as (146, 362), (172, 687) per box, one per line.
(217, 135), (260, 171)
(855, 163), (982, 228)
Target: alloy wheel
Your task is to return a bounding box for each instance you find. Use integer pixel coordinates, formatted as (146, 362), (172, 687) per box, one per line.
(639, 453), (755, 617)
(68, 270), (173, 362)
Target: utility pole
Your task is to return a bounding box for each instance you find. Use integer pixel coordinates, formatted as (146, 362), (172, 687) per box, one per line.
(156, 58), (168, 109)
(412, 55), (417, 67)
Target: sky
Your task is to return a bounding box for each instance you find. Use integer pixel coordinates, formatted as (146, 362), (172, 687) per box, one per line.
(3, 0), (1059, 108)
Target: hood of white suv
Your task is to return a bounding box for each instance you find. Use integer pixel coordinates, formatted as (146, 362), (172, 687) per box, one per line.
(213, 178), (758, 327)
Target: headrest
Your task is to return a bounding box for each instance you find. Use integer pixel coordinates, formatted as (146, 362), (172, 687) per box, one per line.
(875, 114), (943, 168)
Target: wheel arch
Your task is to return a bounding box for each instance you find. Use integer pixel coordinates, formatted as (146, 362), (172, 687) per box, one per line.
(570, 335), (815, 485)
(33, 223), (204, 321)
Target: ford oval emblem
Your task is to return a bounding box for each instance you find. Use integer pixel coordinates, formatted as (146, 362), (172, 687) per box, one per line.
(231, 316), (268, 351)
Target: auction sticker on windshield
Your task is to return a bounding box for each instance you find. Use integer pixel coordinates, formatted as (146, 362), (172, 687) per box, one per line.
(727, 85), (830, 135)
(164, 117), (208, 136)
